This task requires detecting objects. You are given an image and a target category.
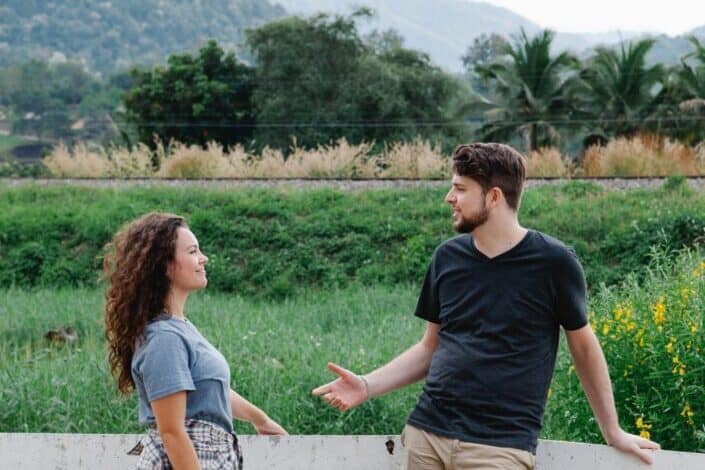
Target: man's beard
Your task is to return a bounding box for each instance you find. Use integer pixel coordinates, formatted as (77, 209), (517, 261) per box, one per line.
(453, 206), (490, 233)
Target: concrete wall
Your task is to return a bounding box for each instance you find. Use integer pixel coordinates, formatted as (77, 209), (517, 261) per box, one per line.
(1, 434), (704, 469)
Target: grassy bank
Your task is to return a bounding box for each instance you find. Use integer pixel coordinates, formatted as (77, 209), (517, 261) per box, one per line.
(1, 179), (704, 298)
(2, 250), (703, 451)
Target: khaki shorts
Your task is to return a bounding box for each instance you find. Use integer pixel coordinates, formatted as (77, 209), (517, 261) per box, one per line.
(401, 424), (535, 470)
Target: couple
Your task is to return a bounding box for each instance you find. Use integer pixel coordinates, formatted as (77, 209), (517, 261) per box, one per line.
(104, 143), (659, 469)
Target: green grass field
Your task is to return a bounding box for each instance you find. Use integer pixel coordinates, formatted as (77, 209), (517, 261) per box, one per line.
(2, 181), (704, 451)
(0, 133), (27, 155)
(0, 285), (427, 435)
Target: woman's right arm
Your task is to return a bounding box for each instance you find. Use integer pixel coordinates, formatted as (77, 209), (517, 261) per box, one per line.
(151, 391), (201, 470)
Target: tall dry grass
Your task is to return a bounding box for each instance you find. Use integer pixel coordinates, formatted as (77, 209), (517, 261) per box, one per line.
(43, 143), (110, 177)
(582, 135), (705, 177)
(42, 138), (449, 178)
(42, 135), (705, 179)
(524, 147), (572, 178)
(379, 138), (449, 179)
(44, 142), (153, 178)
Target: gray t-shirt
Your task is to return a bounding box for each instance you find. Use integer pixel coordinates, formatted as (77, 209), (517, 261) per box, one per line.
(131, 315), (233, 433)
(408, 230), (588, 453)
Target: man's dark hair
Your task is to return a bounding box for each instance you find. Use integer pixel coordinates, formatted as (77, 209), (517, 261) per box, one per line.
(452, 143), (526, 210)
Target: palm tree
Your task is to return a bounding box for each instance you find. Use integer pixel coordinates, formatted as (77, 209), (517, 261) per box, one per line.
(662, 36), (705, 143)
(574, 38), (664, 138)
(468, 29), (579, 151)
(679, 36), (705, 99)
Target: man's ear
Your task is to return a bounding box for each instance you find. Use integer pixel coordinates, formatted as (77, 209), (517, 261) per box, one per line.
(487, 187), (504, 206)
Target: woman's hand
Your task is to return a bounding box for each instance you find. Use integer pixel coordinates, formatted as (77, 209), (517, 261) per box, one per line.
(253, 416), (288, 435)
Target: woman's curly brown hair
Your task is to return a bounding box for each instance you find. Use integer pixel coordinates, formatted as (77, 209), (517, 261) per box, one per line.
(103, 212), (186, 394)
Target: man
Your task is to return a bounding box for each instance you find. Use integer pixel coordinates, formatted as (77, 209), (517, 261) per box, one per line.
(313, 143), (659, 469)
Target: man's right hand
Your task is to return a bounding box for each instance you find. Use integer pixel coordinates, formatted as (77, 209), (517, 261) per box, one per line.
(312, 362), (368, 411)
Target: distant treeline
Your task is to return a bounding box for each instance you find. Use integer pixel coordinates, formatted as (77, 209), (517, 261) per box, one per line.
(1, 11), (705, 155)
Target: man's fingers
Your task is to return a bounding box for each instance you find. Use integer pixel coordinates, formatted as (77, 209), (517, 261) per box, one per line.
(312, 382), (332, 396)
(632, 446), (655, 465)
(637, 438), (660, 450)
(327, 362), (353, 379)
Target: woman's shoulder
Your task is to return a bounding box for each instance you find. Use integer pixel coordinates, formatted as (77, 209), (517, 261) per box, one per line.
(140, 317), (193, 348)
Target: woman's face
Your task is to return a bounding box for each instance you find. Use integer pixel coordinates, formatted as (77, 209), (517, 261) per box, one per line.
(167, 227), (209, 293)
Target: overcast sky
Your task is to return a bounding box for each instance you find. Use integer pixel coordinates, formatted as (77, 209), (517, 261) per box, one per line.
(476, 0), (705, 36)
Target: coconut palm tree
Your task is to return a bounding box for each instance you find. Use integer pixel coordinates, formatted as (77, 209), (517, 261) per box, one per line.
(468, 29), (579, 151)
(574, 38), (664, 138)
(680, 36), (705, 100)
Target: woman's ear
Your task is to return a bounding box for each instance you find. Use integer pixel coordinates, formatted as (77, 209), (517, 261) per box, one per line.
(165, 260), (175, 281)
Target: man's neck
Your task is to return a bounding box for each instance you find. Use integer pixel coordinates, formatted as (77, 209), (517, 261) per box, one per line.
(471, 217), (527, 259)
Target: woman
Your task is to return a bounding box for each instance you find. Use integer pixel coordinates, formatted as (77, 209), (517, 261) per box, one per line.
(104, 212), (286, 469)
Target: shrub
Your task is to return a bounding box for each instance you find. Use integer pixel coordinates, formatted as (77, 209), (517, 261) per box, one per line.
(546, 251), (705, 451)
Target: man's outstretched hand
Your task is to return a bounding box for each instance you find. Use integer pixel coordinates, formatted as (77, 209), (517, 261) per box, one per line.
(312, 362), (368, 412)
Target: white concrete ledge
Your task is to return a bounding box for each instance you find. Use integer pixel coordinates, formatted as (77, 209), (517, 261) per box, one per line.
(1, 434), (704, 469)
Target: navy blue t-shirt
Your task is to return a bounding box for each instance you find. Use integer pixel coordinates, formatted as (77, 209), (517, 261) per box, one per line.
(407, 230), (588, 453)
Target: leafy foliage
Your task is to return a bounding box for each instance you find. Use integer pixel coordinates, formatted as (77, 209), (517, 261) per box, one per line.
(2, 183), (705, 299)
(245, 12), (467, 151)
(125, 41), (255, 148)
(472, 30), (579, 151)
(574, 39), (664, 138)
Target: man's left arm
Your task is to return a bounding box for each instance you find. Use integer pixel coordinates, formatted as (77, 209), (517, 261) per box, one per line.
(566, 324), (660, 465)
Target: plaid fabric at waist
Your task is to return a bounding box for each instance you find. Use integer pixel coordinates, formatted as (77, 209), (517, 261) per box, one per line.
(133, 418), (243, 470)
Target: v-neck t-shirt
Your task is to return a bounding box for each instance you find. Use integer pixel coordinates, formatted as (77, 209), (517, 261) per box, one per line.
(408, 230), (588, 453)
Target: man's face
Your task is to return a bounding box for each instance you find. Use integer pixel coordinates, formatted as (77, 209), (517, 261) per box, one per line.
(444, 174), (489, 233)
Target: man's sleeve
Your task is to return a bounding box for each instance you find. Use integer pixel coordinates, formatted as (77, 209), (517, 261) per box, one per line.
(137, 331), (196, 402)
(555, 248), (589, 330)
(414, 252), (441, 324)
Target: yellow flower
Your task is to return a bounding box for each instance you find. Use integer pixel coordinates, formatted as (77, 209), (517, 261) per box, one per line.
(652, 297), (666, 329)
(671, 356), (687, 375)
(689, 323), (699, 335)
(681, 403), (694, 418)
(666, 339), (675, 354)
(681, 403), (695, 426)
(602, 322), (611, 336)
(635, 416), (653, 439)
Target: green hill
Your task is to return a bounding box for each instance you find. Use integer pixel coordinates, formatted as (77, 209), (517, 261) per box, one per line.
(0, 0), (286, 75)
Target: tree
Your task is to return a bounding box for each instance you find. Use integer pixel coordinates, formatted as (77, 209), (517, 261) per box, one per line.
(470, 30), (579, 151)
(7, 60), (75, 140)
(673, 36), (705, 142)
(124, 40), (255, 147)
(245, 11), (466, 150)
(246, 12), (367, 150)
(462, 33), (510, 71)
(574, 39), (664, 138)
